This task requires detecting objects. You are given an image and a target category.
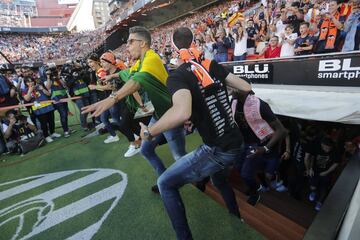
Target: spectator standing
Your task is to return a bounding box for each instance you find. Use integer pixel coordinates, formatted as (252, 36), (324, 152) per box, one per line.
(213, 30), (231, 62)
(203, 34), (216, 60)
(314, 0), (346, 53)
(260, 36), (282, 58)
(246, 19), (258, 54)
(294, 22), (316, 55)
(233, 24), (248, 61)
(280, 25), (298, 57)
(342, 0), (360, 52)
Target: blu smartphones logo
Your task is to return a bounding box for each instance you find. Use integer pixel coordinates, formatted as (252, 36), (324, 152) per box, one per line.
(318, 58), (360, 80)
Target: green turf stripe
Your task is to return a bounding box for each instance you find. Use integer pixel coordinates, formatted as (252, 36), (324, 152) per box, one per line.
(52, 173), (123, 210)
(0, 171), (94, 210)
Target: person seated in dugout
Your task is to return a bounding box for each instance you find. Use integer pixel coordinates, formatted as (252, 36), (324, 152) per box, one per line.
(2, 110), (45, 154)
(231, 90), (287, 206)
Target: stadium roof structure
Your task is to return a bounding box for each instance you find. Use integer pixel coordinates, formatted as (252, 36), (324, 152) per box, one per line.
(106, 0), (220, 33)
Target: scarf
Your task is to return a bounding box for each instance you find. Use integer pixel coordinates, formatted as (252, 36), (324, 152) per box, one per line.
(231, 95), (274, 142)
(319, 12), (340, 50)
(171, 34), (214, 88)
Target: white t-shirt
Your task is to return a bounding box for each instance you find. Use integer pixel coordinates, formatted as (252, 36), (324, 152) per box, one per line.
(275, 20), (287, 39)
(203, 42), (215, 60)
(280, 32), (298, 57)
(234, 33), (248, 56)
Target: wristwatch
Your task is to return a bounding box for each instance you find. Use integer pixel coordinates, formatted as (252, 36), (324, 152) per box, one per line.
(109, 93), (118, 103)
(143, 127), (153, 140)
(263, 146), (270, 153)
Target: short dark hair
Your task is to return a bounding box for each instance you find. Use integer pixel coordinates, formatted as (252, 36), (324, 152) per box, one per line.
(300, 22), (310, 28)
(321, 137), (334, 148)
(88, 53), (99, 62)
(129, 26), (151, 46)
(5, 110), (16, 117)
(172, 27), (193, 49)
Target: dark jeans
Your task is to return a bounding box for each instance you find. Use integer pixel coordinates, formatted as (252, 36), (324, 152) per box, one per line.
(309, 173), (332, 203)
(237, 144), (280, 196)
(100, 102), (137, 142)
(157, 144), (243, 240)
(54, 102), (69, 132)
(141, 117), (187, 176)
(37, 111), (55, 137)
(75, 96), (90, 128)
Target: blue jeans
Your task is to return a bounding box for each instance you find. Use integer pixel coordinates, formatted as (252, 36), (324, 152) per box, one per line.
(100, 102), (122, 137)
(140, 117), (186, 176)
(233, 53), (247, 61)
(54, 102), (69, 132)
(75, 96), (90, 129)
(157, 144), (243, 240)
(214, 53), (228, 63)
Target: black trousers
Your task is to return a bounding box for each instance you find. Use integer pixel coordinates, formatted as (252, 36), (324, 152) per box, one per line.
(37, 111), (55, 137)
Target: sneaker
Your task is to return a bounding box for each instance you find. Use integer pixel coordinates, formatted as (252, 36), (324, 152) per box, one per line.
(51, 133), (61, 138)
(315, 202), (322, 211)
(309, 191), (316, 202)
(276, 184), (288, 192)
(124, 145), (141, 157)
(64, 131), (70, 138)
(45, 136), (54, 143)
(151, 185), (160, 194)
(271, 180), (284, 189)
(257, 184), (270, 192)
(247, 194), (261, 206)
(104, 135), (119, 144)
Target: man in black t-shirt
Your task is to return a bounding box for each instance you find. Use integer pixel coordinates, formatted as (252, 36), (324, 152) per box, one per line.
(139, 27), (251, 240)
(308, 137), (339, 211)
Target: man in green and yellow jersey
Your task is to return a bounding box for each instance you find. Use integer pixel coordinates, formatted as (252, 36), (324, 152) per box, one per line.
(83, 26), (186, 192)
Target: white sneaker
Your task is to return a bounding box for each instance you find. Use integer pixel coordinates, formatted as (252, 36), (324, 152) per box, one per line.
(64, 131), (70, 138)
(45, 136), (54, 143)
(51, 133), (61, 138)
(104, 135), (119, 144)
(124, 145), (141, 157)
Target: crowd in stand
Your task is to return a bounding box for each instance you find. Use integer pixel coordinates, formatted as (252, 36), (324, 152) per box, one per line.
(115, 0), (359, 65)
(0, 29), (106, 64)
(1, 0), (359, 65)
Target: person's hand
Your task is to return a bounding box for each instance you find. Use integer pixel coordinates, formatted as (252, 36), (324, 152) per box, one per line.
(102, 75), (113, 82)
(140, 105), (149, 112)
(81, 97), (115, 117)
(139, 122), (152, 141)
(184, 120), (194, 132)
(246, 146), (266, 159)
(319, 171), (328, 177)
(9, 117), (16, 126)
(28, 85), (35, 92)
(281, 151), (290, 161)
(88, 84), (97, 90)
(307, 168), (315, 177)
